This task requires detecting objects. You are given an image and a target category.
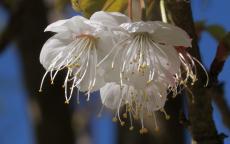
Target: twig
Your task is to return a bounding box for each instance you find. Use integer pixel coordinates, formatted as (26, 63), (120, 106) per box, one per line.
(128, 0), (133, 20)
(210, 84), (230, 130)
(160, 0), (167, 23)
(0, 26), (12, 53)
(165, 1), (223, 143)
(139, 0), (146, 21)
(209, 32), (230, 86)
(0, 0), (24, 53)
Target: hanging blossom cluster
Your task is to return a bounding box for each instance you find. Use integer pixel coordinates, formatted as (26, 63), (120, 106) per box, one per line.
(39, 11), (208, 133)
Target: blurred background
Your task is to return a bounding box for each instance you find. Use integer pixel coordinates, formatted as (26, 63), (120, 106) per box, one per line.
(0, 0), (229, 144)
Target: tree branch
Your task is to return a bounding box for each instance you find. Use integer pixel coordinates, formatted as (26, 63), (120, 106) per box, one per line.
(210, 84), (230, 130)
(210, 32), (230, 85)
(0, 25), (12, 53)
(0, 0), (75, 143)
(165, 1), (224, 144)
(0, 0), (23, 53)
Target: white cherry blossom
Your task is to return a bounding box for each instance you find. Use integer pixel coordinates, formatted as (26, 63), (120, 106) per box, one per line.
(39, 11), (208, 132)
(100, 82), (168, 133)
(39, 11), (130, 103)
(98, 20), (196, 95)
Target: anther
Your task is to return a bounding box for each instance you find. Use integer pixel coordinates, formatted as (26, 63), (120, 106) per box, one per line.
(160, 108), (170, 120)
(123, 113), (128, 118)
(146, 80), (152, 85)
(166, 115), (171, 120)
(112, 117), (118, 122)
(142, 128), (148, 133)
(155, 127), (160, 132)
(139, 128), (148, 134)
(129, 126), (134, 131)
(120, 121), (125, 126)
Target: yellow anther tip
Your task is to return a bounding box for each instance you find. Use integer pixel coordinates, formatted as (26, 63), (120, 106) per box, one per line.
(129, 126), (134, 131)
(166, 115), (171, 120)
(112, 117), (118, 122)
(139, 128), (148, 134)
(120, 121), (125, 126)
(123, 113), (128, 118)
(142, 128), (148, 133)
(155, 127), (160, 132)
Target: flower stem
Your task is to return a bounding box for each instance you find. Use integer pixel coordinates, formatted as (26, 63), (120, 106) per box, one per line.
(128, 0), (133, 20)
(139, 0), (146, 21)
(160, 0), (168, 23)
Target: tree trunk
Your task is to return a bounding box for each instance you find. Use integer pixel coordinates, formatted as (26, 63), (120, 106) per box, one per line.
(166, 1), (223, 144)
(14, 0), (75, 144)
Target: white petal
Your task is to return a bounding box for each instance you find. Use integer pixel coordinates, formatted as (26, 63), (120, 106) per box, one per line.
(45, 16), (92, 34)
(74, 47), (105, 92)
(90, 11), (131, 27)
(79, 72), (105, 92)
(154, 44), (181, 74)
(100, 82), (124, 110)
(39, 33), (72, 69)
(96, 31), (116, 60)
(144, 82), (167, 111)
(45, 19), (69, 32)
(96, 31), (126, 83)
(124, 66), (151, 90)
(120, 21), (159, 33)
(104, 67), (121, 83)
(151, 21), (192, 47)
(78, 67), (105, 92)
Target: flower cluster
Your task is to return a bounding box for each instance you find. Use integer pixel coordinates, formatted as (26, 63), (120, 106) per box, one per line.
(39, 11), (207, 133)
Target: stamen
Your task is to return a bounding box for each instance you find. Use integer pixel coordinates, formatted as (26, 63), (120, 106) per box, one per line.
(112, 117), (118, 122)
(129, 111), (134, 131)
(153, 112), (159, 131)
(77, 88), (80, 104)
(160, 108), (170, 120)
(97, 38), (130, 67)
(66, 76), (77, 102)
(192, 57), (209, 87)
(39, 70), (49, 92)
(64, 68), (71, 103)
(185, 86), (195, 104)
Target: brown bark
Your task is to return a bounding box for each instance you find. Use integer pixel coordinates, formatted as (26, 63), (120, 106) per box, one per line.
(0, 0), (75, 144)
(166, 1), (223, 144)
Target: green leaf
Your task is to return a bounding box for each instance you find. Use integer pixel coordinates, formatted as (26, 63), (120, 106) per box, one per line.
(210, 32), (230, 84)
(102, 0), (128, 12)
(71, 0), (128, 18)
(55, 0), (69, 12)
(71, 0), (107, 18)
(206, 25), (227, 41)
